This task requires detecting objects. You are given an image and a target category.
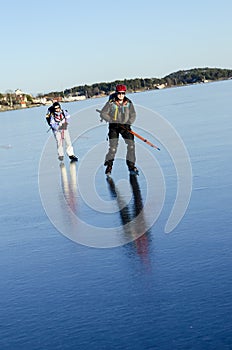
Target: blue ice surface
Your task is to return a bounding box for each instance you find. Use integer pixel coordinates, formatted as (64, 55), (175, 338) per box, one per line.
(0, 80), (232, 350)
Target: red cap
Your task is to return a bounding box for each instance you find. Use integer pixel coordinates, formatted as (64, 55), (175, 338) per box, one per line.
(116, 84), (127, 92)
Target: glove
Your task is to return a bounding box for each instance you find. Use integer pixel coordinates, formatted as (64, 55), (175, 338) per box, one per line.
(58, 122), (68, 130)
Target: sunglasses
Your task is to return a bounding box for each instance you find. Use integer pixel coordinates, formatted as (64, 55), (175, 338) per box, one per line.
(117, 92), (125, 95)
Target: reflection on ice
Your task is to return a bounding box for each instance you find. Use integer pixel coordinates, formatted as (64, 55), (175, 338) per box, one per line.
(106, 175), (148, 241)
(107, 174), (153, 269)
(60, 161), (78, 213)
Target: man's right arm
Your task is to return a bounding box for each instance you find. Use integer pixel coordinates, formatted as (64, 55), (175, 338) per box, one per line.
(100, 101), (111, 122)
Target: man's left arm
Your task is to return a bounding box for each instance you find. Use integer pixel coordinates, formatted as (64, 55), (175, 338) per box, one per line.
(128, 102), (136, 125)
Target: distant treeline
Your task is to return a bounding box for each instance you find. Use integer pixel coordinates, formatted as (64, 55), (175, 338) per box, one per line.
(44, 67), (232, 99)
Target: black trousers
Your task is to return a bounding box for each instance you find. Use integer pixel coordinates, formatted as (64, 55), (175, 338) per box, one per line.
(104, 124), (136, 169)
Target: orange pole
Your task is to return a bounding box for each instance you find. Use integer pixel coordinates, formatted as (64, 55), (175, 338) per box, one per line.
(122, 126), (160, 151)
(96, 109), (160, 151)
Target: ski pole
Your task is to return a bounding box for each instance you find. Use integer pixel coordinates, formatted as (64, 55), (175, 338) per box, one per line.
(121, 125), (160, 151)
(96, 109), (160, 151)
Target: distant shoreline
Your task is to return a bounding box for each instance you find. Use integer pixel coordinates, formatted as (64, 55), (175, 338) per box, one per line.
(1, 76), (231, 113)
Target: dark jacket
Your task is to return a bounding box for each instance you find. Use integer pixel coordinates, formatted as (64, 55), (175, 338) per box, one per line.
(100, 96), (136, 125)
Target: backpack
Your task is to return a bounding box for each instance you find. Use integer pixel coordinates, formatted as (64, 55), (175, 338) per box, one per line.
(45, 105), (54, 126)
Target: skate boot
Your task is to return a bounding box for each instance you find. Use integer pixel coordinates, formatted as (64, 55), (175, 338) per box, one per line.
(69, 155), (78, 162)
(129, 166), (139, 176)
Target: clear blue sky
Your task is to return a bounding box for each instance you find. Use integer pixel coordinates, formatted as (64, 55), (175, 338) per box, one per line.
(1, 0), (232, 95)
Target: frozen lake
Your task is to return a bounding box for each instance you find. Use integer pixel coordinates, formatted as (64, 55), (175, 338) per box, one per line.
(0, 80), (232, 349)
